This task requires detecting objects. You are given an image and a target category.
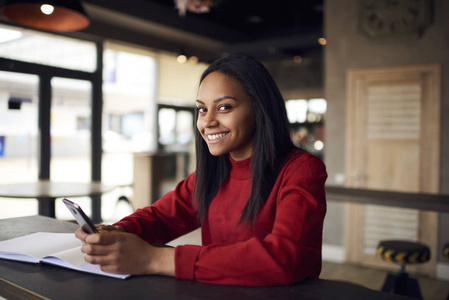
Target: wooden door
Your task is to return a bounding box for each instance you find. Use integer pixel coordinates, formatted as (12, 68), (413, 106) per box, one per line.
(345, 64), (441, 275)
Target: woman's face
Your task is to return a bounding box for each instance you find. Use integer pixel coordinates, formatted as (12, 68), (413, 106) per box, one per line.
(196, 71), (255, 161)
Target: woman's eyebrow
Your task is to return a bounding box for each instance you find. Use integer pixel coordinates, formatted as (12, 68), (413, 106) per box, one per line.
(196, 96), (238, 104)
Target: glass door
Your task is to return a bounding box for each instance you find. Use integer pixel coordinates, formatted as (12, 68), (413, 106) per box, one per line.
(50, 77), (92, 182)
(0, 71), (39, 217)
(50, 77), (93, 219)
(100, 45), (157, 221)
(0, 23), (101, 220)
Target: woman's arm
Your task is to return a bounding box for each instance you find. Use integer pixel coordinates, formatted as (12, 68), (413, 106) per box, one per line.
(74, 173), (198, 276)
(113, 172), (199, 244)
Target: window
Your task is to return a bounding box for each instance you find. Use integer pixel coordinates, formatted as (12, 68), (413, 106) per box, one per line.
(0, 24), (96, 72)
(286, 98), (327, 159)
(158, 105), (195, 152)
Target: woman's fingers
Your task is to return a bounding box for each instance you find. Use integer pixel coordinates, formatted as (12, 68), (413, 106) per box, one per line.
(76, 224), (126, 244)
(74, 227), (88, 242)
(81, 241), (112, 255)
(84, 252), (114, 264)
(81, 232), (155, 275)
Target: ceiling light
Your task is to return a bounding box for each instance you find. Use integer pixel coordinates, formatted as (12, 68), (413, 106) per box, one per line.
(177, 54), (187, 64)
(40, 4), (54, 15)
(293, 56), (302, 64)
(188, 56), (198, 64)
(318, 37), (327, 45)
(1, 0), (90, 32)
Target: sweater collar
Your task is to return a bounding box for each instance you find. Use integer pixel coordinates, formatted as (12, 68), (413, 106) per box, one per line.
(229, 155), (252, 180)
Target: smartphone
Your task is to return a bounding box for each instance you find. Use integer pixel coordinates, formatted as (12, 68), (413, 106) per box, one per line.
(63, 198), (99, 234)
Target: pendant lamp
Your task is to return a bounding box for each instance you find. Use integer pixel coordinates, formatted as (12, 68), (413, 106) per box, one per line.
(1, 0), (90, 32)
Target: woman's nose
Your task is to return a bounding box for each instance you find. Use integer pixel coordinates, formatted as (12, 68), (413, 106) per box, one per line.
(202, 112), (218, 128)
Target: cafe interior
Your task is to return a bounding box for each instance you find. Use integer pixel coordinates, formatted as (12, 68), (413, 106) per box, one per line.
(0, 0), (448, 299)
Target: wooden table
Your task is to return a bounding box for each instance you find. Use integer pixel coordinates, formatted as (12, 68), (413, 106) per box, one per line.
(0, 181), (114, 222)
(0, 216), (410, 300)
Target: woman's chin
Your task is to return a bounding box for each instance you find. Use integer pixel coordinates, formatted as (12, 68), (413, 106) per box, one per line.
(207, 147), (225, 157)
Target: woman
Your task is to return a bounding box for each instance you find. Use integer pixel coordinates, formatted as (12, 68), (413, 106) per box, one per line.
(76, 53), (327, 286)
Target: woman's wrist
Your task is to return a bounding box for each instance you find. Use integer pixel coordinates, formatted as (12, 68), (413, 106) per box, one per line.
(148, 246), (175, 277)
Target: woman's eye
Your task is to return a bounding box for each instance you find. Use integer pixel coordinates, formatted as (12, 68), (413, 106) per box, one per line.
(218, 105), (232, 111)
(197, 107), (206, 114)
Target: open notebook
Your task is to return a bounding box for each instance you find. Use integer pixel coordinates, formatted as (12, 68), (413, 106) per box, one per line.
(0, 232), (130, 279)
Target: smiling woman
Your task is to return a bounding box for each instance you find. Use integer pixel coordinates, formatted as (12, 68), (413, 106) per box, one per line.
(196, 72), (255, 161)
(75, 53), (327, 287)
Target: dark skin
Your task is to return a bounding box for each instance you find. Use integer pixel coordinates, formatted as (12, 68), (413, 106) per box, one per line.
(75, 225), (175, 276)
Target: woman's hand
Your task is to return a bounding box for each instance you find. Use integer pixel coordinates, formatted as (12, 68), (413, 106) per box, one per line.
(96, 224), (127, 233)
(75, 224), (125, 243)
(76, 229), (175, 276)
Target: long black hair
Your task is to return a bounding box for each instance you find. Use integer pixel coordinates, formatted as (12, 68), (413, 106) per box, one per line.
(194, 53), (295, 225)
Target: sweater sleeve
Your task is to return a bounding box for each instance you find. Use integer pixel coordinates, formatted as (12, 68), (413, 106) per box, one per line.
(174, 154), (327, 286)
(113, 172), (199, 244)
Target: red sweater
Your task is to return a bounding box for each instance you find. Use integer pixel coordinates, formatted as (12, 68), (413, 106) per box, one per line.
(115, 150), (327, 286)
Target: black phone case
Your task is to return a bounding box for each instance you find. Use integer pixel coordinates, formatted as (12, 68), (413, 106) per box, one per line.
(63, 198), (98, 234)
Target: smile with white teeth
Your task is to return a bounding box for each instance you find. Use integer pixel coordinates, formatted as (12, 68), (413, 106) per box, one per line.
(207, 132), (228, 141)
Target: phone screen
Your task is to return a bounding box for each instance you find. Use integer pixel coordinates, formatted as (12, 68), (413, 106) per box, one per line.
(63, 198), (98, 234)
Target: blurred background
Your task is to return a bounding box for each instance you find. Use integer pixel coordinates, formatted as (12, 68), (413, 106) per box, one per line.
(0, 0), (448, 297)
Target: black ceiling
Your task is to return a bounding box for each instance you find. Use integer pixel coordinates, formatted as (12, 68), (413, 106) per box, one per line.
(0, 0), (323, 63)
(151, 0), (324, 40)
(80, 0), (324, 63)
